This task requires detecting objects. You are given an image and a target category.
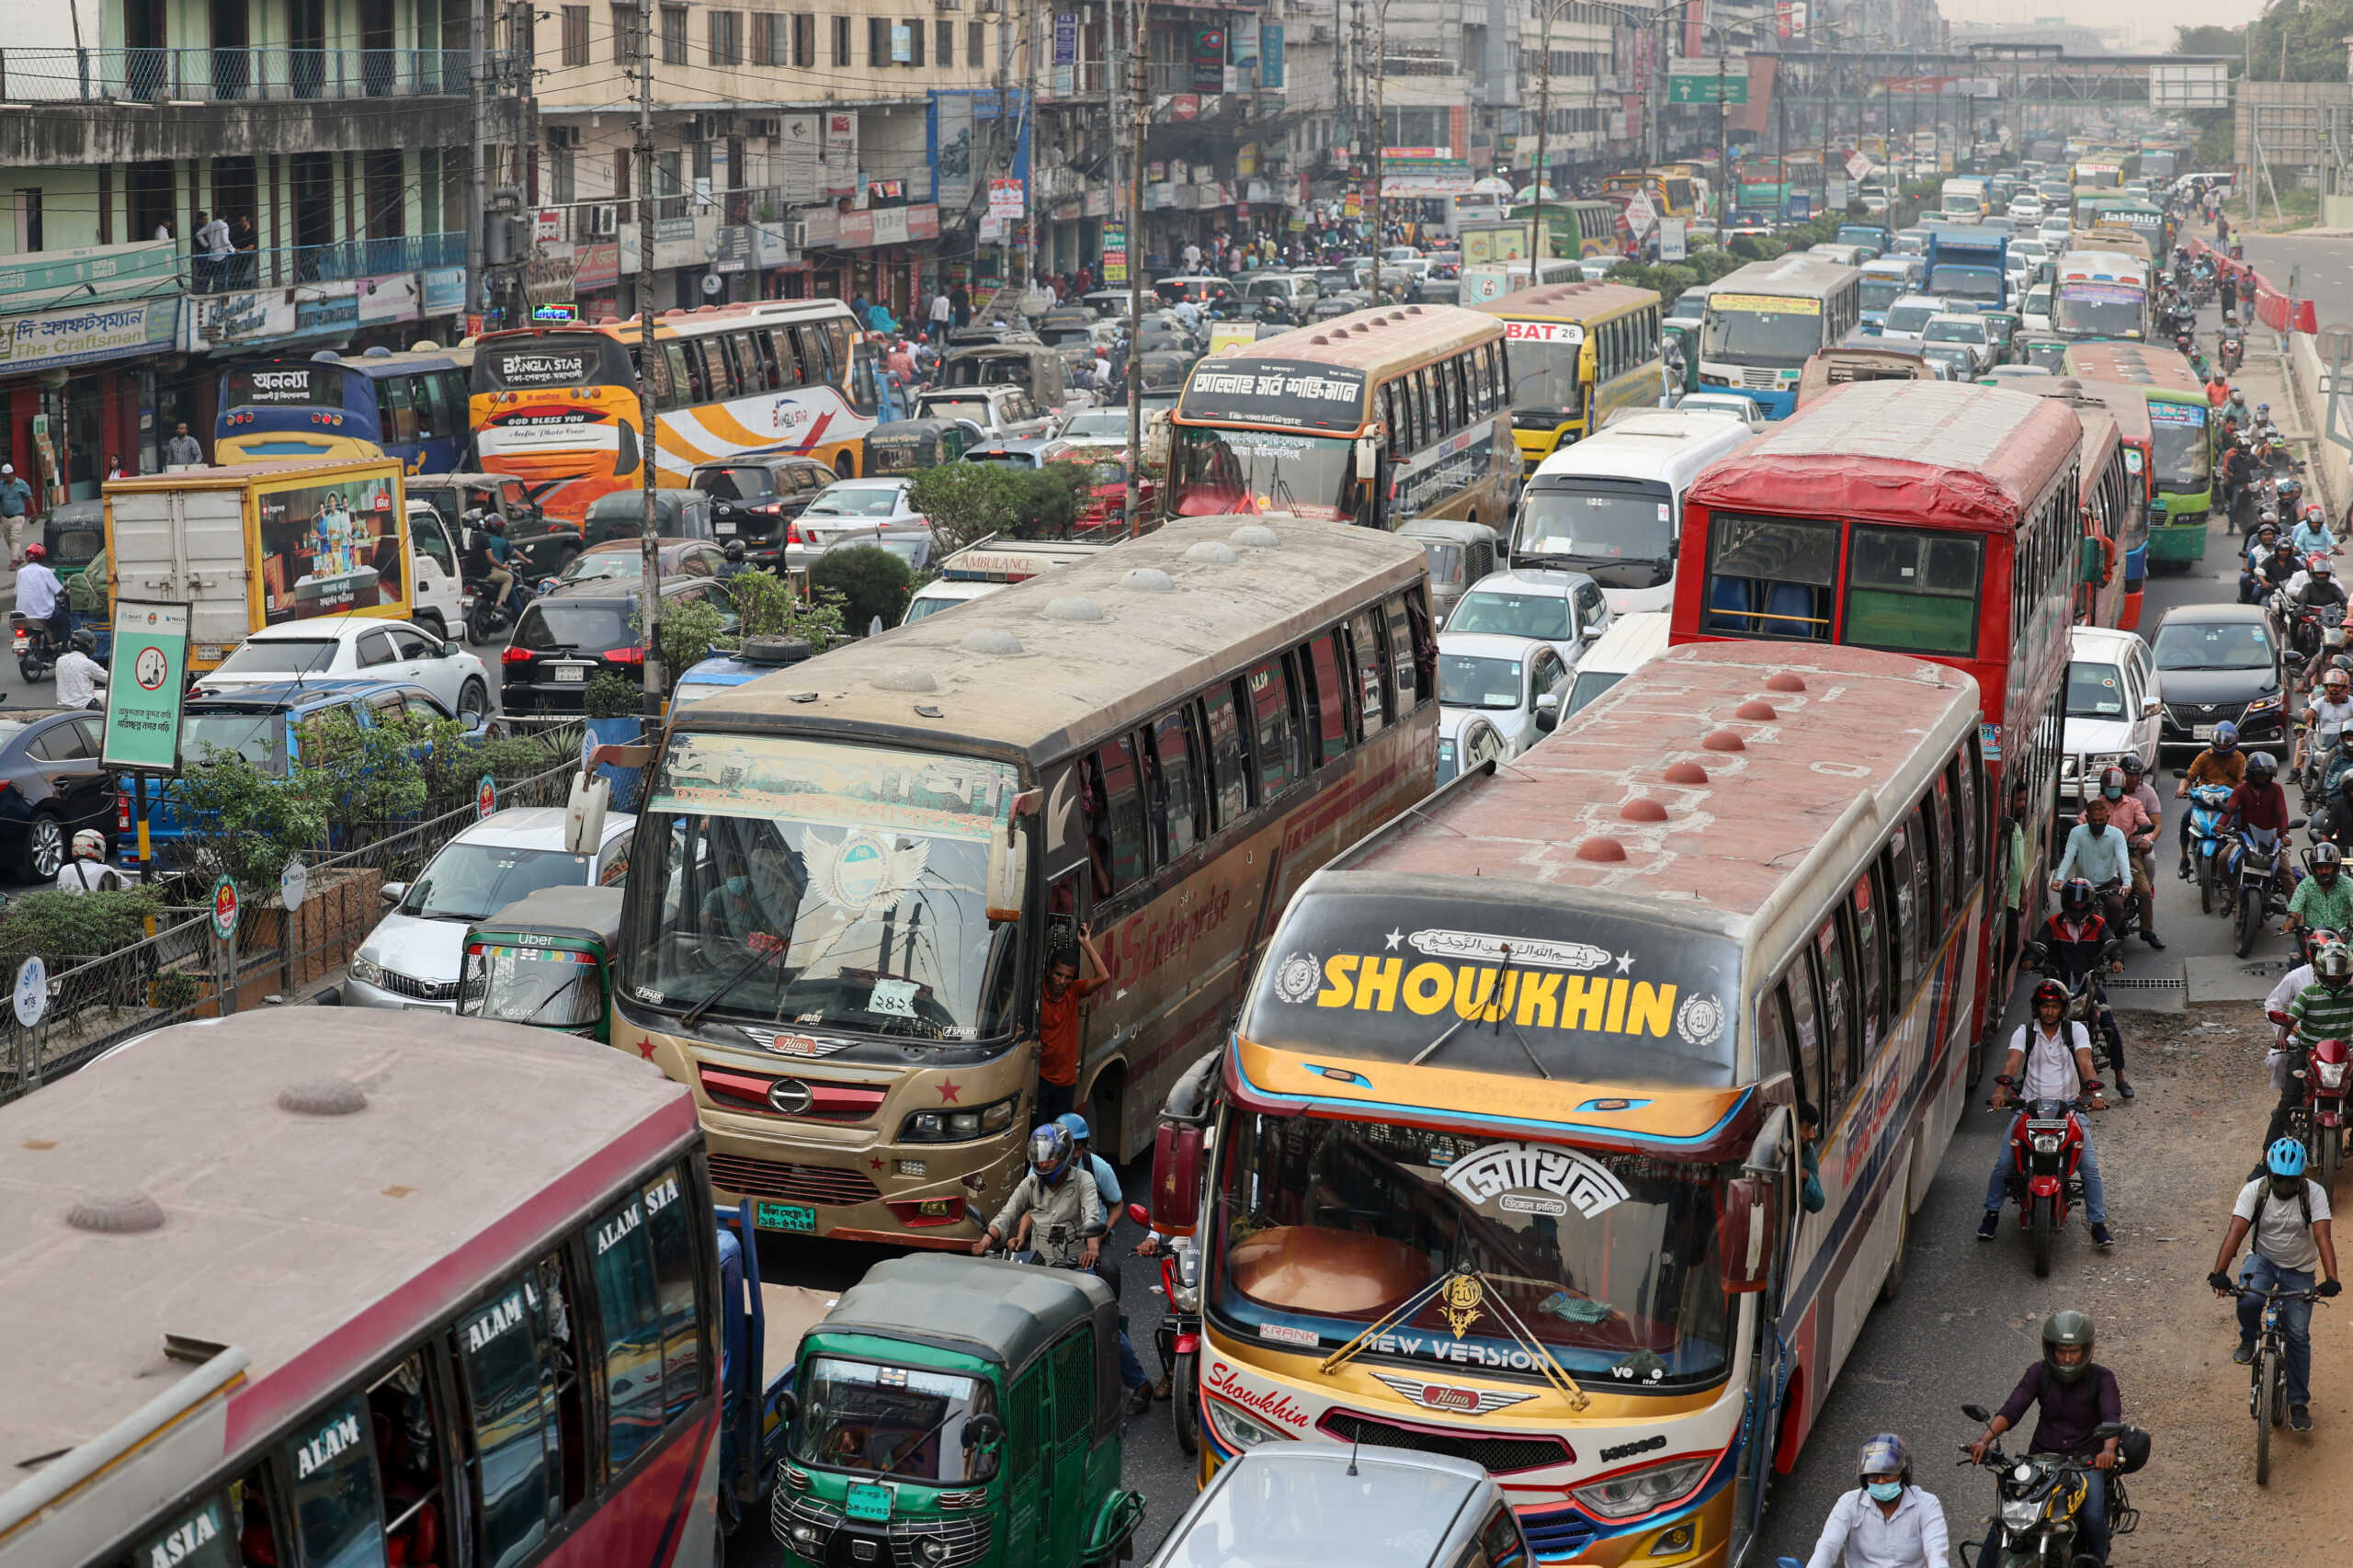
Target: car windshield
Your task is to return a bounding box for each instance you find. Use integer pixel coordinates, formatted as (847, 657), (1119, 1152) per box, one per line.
(919, 397), (994, 426)
(695, 466), (777, 500)
(1701, 299), (1821, 366)
(1448, 588), (1571, 640)
(562, 551), (652, 584)
(1213, 1113), (1733, 1387)
(182, 711), (290, 772)
(806, 484), (904, 518)
(1061, 411), (1128, 437)
(2066, 660), (2129, 717)
(1514, 482), (1675, 587)
(212, 638), (340, 677)
(792, 1357), (998, 1483)
(2154, 619), (2272, 671)
(460, 942), (605, 1027)
(1438, 653), (1523, 710)
(403, 844), (594, 922)
(1883, 303), (1939, 335)
(621, 734), (1022, 1040)
(1172, 426), (1357, 523)
(1924, 320), (1984, 344)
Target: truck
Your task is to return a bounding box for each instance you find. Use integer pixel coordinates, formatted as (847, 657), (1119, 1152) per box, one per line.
(1921, 227), (2010, 312)
(103, 457), (445, 671)
(1938, 176), (1989, 223)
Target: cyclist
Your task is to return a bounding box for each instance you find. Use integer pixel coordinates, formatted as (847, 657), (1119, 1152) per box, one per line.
(2208, 1138), (2342, 1435)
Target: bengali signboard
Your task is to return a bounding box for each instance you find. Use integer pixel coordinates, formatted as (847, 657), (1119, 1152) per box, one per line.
(0, 297), (178, 371)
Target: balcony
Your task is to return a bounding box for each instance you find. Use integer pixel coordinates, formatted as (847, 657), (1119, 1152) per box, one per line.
(0, 47), (477, 103)
(179, 233), (466, 294)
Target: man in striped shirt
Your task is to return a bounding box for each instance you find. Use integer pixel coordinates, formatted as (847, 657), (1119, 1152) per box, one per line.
(2268, 945), (2353, 1147)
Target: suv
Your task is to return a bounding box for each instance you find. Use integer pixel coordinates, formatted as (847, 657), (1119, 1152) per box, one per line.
(1920, 312), (1995, 375)
(912, 385), (1051, 441)
(691, 454), (838, 566)
(503, 576), (738, 714)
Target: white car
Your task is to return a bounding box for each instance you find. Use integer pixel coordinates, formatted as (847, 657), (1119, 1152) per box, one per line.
(1437, 711), (1508, 783)
(1444, 567), (1612, 669)
(1665, 392), (1768, 431)
(2040, 215), (2073, 247)
(195, 617), (494, 721)
(2022, 284), (2054, 335)
(1921, 313), (1995, 375)
(346, 806), (634, 1010)
(912, 385), (1052, 441)
(788, 478), (936, 573)
(1437, 632), (1573, 763)
(1879, 294), (1953, 352)
(2059, 625), (2163, 808)
(1054, 407), (1132, 450)
(2009, 195), (2046, 221)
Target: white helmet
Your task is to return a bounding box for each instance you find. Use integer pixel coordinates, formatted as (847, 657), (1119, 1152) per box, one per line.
(71, 829), (106, 860)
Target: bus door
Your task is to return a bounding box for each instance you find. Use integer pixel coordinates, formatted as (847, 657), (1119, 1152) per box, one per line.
(1727, 1100), (1800, 1562)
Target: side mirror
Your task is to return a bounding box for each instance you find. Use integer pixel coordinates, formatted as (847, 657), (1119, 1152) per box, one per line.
(1151, 1121), (1206, 1236)
(1126, 1201), (1150, 1228)
(2293, 817), (2310, 831)
(965, 1413), (1006, 1453)
(1356, 434), (1381, 477)
(1719, 1175), (1776, 1292)
(984, 814), (1029, 924)
(1961, 1403), (1992, 1424)
(380, 881), (407, 906)
(459, 709), (484, 732)
(564, 772), (611, 856)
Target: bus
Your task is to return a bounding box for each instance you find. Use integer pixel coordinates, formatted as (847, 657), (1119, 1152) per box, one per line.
(2061, 343), (2213, 565)
(1600, 169), (1698, 218)
(1695, 255), (1863, 420)
(216, 344), (474, 472)
(1171, 303), (1517, 533)
(1731, 153), (1825, 220)
(2064, 405), (2131, 631)
(608, 516), (1438, 1244)
(2078, 199), (2166, 256)
(1673, 378), (2081, 1042)
(1510, 200), (1630, 260)
(471, 297), (881, 524)
(1162, 640), (1988, 1566)
(2035, 373), (2157, 630)
(1474, 282), (1665, 473)
(0, 1009), (728, 1568)
(2049, 250), (2150, 343)
(2071, 159), (2126, 190)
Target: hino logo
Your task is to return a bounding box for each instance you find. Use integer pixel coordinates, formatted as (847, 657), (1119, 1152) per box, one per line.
(767, 1078), (814, 1115)
(743, 1027), (855, 1058)
(1598, 1434), (1667, 1463)
(1368, 1371), (1540, 1416)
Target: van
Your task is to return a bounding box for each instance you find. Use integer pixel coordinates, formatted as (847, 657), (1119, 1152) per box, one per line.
(1507, 410), (1756, 613)
(1563, 609), (1669, 716)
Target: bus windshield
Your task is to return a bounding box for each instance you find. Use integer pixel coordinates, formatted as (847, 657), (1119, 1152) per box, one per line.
(2053, 284), (2145, 339)
(1214, 1111), (1734, 1387)
(1504, 335), (1584, 415)
(1859, 277), (1906, 312)
(472, 333), (633, 392)
(2148, 401), (2210, 491)
(1172, 426), (1357, 522)
(1701, 297), (1820, 367)
(623, 733), (1023, 1041)
(1513, 480), (1676, 588)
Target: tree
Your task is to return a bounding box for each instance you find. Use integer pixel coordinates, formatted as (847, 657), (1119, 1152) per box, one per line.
(811, 546), (916, 634)
(906, 462), (1027, 552)
(2242, 0), (2353, 81)
(2174, 23), (2245, 62)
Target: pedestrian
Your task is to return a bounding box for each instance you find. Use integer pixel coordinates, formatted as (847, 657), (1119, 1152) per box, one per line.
(164, 421), (204, 468)
(928, 288), (952, 343)
(1182, 239), (1202, 274)
(2000, 778), (2029, 971)
(195, 209), (233, 292)
(104, 453), (122, 482)
(0, 463), (30, 568)
(231, 214), (256, 289)
(2217, 209), (2231, 246)
(1035, 923), (1108, 1123)
(950, 279), (972, 327)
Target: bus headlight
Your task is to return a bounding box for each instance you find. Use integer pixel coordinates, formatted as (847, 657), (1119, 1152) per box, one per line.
(1204, 1398), (1289, 1452)
(1570, 1456), (1712, 1520)
(899, 1094), (1021, 1143)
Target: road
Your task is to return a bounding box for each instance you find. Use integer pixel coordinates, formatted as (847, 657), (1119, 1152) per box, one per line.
(2239, 232), (2353, 337)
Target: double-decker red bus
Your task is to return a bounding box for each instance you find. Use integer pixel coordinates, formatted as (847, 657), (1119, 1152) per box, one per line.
(1671, 379), (2079, 1059)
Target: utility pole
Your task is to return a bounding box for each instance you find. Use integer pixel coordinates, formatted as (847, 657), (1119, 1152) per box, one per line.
(635, 0), (664, 710)
(1716, 52), (1726, 220)
(1531, 4), (1552, 267)
(1123, 0), (1146, 539)
(1369, 0), (1387, 297)
(467, 0), (486, 316)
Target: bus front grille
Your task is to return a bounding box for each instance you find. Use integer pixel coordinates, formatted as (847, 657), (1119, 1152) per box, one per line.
(1316, 1410), (1570, 1473)
(709, 1152), (882, 1207)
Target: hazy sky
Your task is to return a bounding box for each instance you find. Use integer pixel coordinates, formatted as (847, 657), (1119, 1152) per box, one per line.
(1935, 0), (2264, 54)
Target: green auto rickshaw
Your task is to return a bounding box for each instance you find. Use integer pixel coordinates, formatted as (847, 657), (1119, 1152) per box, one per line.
(774, 1254), (1144, 1568)
(455, 884), (622, 1040)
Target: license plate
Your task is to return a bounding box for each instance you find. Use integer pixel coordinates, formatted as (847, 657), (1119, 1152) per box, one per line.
(553, 666), (585, 684)
(715, 519), (736, 536)
(2193, 723), (2215, 740)
(844, 1483), (893, 1523)
(755, 1200), (816, 1233)
(403, 1003), (444, 1012)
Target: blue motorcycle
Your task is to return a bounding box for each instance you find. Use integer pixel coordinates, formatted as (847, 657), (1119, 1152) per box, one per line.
(2188, 782), (2234, 915)
(2223, 821), (2303, 959)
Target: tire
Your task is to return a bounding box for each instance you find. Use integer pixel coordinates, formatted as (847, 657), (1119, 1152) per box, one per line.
(1171, 1348), (1199, 1458)
(20, 809), (63, 881)
(2239, 892), (2265, 959)
(2323, 1131), (2343, 1196)
(2030, 1194), (2055, 1278)
(2256, 1351), (2273, 1484)
(2200, 850), (2219, 915)
(458, 676), (489, 721)
(416, 611), (448, 643)
(464, 603), (494, 648)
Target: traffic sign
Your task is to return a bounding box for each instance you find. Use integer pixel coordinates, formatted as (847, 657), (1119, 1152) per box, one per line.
(1624, 190), (1658, 239)
(280, 858), (309, 913)
(477, 773), (499, 821)
(210, 875), (240, 940)
(14, 956), (46, 1028)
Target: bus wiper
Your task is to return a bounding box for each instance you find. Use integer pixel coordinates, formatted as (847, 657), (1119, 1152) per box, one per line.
(1410, 943), (1552, 1079)
(680, 940), (786, 1030)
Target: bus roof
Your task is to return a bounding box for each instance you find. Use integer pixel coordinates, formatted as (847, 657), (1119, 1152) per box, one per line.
(1200, 301), (1498, 376)
(2036, 375), (2154, 441)
(477, 296), (857, 347)
(2062, 343), (2203, 394)
(1686, 380), (2082, 532)
(674, 515), (1427, 767)
(310, 344), (471, 373)
(1703, 253), (1861, 301)
(1474, 281), (1660, 323)
(0, 1012), (695, 1496)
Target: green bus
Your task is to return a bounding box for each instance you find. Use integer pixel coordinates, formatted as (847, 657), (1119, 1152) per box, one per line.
(2064, 342), (2212, 566)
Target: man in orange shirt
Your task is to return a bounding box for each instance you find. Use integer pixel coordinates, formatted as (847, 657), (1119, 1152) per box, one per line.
(1037, 923), (1108, 1121)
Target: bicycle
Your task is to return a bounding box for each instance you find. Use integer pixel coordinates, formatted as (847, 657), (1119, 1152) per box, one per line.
(2232, 1283), (2326, 1485)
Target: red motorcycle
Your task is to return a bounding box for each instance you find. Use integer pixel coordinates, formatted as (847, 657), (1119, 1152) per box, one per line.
(1128, 1201), (1201, 1457)
(2296, 1035), (2352, 1190)
(1994, 1085), (2089, 1278)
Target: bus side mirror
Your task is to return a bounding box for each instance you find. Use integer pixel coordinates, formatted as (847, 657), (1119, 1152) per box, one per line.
(1356, 434), (1381, 477)
(985, 814), (1030, 924)
(564, 773), (610, 857)
(1152, 1121), (1205, 1236)
(1720, 1176), (1776, 1292)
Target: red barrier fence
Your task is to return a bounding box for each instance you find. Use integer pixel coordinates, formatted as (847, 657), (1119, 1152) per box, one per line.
(2184, 235), (2319, 334)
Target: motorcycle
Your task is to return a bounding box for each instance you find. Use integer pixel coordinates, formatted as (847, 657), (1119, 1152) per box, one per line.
(2187, 780), (2235, 915)
(1989, 1092), (2090, 1278)
(2222, 329), (2245, 374)
(8, 611), (55, 682)
(2295, 1034), (2353, 1191)
(463, 572), (535, 647)
(1958, 1405), (2139, 1568)
(2224, 821), (2302, 959)
(1128, 1202), (1201, 1456)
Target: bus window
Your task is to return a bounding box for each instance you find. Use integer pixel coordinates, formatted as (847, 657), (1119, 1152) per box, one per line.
(1780, 967), (1824, 1118)
(1247, 658), (1301, 796)
(712, 335), (745, 400)
(1844, 526), (1982, 657)
(1904, 807), (1937, 971)
(1704, 516), (1837, 641)
(751, 329), (783, 390)
(1951, 749), (1980, 884)
(1884, 833), (1919, 995)
(1349, 609), (1389, 735)
(380, 373), (419, 444)
(126, 1492), (244, 1568)
(456, 1268), (562, 1565)
(641, 1165), (704, 1421)
(663, 342), (696, 407)
(1202, 685), (1252, 825)
(281, 1393), (390, 1568)
(587, 1187), (668, 1467)
(1851, 874), (1887, 1053)
(1384, 593), (1419, 709)
(1302, 631), (1351, 762)
(1151, 710), (1203, 860)
(1381, 384), (1404, 456)
(1753, 987), (1791, 1085)
(1092, 736), (1150, 891)
(1930, 773), (1957, 926)
(438, 369), (472, 434)
(1814, 916), (1858, 1110)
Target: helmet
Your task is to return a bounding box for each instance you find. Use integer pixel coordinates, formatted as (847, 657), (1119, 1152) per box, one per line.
(68, 628), (95, 656)
(723, 540), (746, 562)
(22, 543), (44, 562)
(482, 512), (506, 532)
(2268, 1137), (2310, 1178)
(2320, 943), (2353, 984)
(2248, 751), (2279, 783)
(2306, 926), (2341, 964)
(2260, 402), (2272, 416)
(2318, 843), (2345, 882)
(70, 828), (103, 860)
(2316, 557), (2336, 579)
(2097, 766), (2126, 802)
(2258, 520), (2279, 538)
(2060, 878), (2095, 918)
(1026, 1122), (1076, 1185)
(2326, 667), (2349, 695)
(1858, 1433), (1912, 1484)
(2032, 977), (2068, 1014)
(2041, 1310), (2097, 1386)
(2120, 753), (2146, 778)
(1055, 1111), (1093, 1143)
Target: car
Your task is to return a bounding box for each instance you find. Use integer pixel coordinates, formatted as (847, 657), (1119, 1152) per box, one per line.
(502, 576), (739, 715)
(1243, 271), (1320, 308)
(0, 709), (119, 880)
(911, 384), (1052, 441)
(2011, 198), (2047, 222)
(1879, 294), (1953, 352)
(1143, 1439), (1534, 1568)
(1437, 710), (1507, 784)
(1981, 365), (2057, 385)
(2021, 283), (2054, 335)
(2060, 625), (2163, 809)
(690, 453), (841, 563)
(344, 805), (635, 1010)
(1920, 312), (1995, 374)
(1053, 407), (1132, 450)
(545, 538), (728, 589)
(1920, 345), (1976, 381)
(1663, 392), (1768, 431)
(579, 486), (716, 552)
(1436, 631), (1573, 762)
(2150, 601), (2286, 762)
(1441, 567), (1612, 668)
(194, 616), (494, 722)
(1575, 256), (1616, 281)
(965, 437), (1081, 472)
(790, 476), (934, 572)
(1890, 228), (1930, 256)
(2039, 215), (2073, 246)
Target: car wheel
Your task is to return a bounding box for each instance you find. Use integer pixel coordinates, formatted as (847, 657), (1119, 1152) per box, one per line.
(458, 676), (490, 721)
(22, 809), (63, 881)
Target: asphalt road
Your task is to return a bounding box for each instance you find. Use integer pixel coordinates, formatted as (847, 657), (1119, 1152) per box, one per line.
(2238, 232), (2353, 337)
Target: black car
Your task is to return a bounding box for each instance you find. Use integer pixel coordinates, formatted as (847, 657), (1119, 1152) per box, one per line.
(690, 455), (838, 566)
(2151, 601), (2287, 762)
(503, 576), (739, 714)
(0, 709), (117, 880)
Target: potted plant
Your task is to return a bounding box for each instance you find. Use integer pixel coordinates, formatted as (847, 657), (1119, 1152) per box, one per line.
(584, 672), (646, 810)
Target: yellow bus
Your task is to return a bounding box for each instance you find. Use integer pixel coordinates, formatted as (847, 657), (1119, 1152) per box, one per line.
(608, 516), (1438, 1244)
(1170, 303), (1518, 535)
(1476, 281), (1665, 473)
(1603, 167), (1699, 217)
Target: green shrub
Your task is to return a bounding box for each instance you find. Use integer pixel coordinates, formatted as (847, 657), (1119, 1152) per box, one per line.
(0, 887), (165, 969)
(585, 671), (640, 719)
(812, 545), (916, 634)
(906, 462), (1026, 552)
(169, 753), (333, 891)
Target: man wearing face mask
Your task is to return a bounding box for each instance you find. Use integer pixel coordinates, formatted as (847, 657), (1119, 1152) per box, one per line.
(2210, 1138), (2342, 1435)
(1802, 1434), (1949, 1568)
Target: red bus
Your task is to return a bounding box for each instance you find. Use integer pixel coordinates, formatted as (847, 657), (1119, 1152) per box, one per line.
(1672, 379), (2079, 1058)
(0, 1010), (729, 1568)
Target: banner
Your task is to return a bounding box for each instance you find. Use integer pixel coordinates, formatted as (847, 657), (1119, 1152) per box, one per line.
(0, 297), (177, 371)
(933, 91), (976, 211)
(572, 244), (620, 291)
(355, 273), (421, 324)
(421, 266), (467, 315)
(1261, 23), (1283, 88)
(1101, 221), (1126, 284)
(1191, 24), (1226, 91)
(1053, 12), (1077, 64)
(989, 177), (1026, 218)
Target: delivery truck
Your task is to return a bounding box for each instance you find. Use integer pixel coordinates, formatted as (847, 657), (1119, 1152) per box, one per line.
(103, 458), (448, 671)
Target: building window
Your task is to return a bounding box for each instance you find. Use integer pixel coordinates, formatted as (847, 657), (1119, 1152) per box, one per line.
(751, 11), (778, 62)
(834, 14), (851, 63)
(657, 150), (684, 218)
(612, 3), (641, 63)
(906, 16), (923, 63)
(936, 17), (952, 64)
(13, 189), (43, 254)
(561, 4), (589, 64)
(968, 18), (983, 64)
(709, 9), (742, 63)
(551, 147), (575, 204)
(794, 11), (815, 63)
(660, 4), (688, 62)
(614, 147), (632, 222)
(869, 16), (889, 62)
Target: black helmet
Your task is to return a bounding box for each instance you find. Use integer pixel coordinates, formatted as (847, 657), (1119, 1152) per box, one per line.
(68, 628), (96, 656)
(2248, 751), (2279, 783)
(2320, 843), (2345, 882)
(2119, 753), (2145, 779)
(2060, 877), (2095, 918)
(2042, 1309), (2096, 1386)
(723, 540), (746, 562)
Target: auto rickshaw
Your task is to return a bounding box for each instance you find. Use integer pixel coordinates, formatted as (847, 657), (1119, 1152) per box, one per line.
(454, 883), (623, 1039)
(864, 418), (980, 477)
(773, 1254), (1144, 1568)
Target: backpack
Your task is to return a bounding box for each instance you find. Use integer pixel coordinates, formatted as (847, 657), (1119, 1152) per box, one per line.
(2249, 1174), (2315, 1233)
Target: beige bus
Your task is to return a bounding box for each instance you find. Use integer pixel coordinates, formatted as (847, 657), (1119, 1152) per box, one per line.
(613, 514), (1439, 1245)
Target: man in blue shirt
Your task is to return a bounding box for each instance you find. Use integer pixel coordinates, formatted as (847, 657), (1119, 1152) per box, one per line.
(1057, 1112), (1154, 1415)
(2052, 794), (2131, 895)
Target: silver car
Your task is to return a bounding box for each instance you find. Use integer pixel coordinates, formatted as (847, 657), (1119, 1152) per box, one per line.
(788, 478), (937, 573)
(1443, 566), (1613, 669)
(1149, 1446), (1532, 1568)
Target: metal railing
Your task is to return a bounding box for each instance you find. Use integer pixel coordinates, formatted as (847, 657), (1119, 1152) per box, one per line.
(179, 231), (465, 293)
(0, 46), (478, 103)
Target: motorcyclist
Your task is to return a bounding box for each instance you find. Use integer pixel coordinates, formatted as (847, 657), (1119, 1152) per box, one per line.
(2086, 767), (2163, 951)
(2224, 752), (2293, 920)
(2288, 842), (2353, 943)
(2033, 877), (2131, 1097)
(2209, 1138), (2342, 1435)
(1054, 1112), (1157, 1415)
(1802, 1434), (1950, 1568)
(715, 539), (752, 582)
(51, 626), (107, 712)
(2243, 520), (2282, 603)
(1968, 1312), (2122, 1565)
(2254, 537), (2302, 602)
(480, 512), (521, 616)
(2296, 506), (2341, 559)
(973, 1122), (1105, 1267)
(2304, 667), (2353, 781)
(2295, 559), (2352, 676)
(2223, 385), (2252, 430)
(2268, 941), (2353, 1148)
